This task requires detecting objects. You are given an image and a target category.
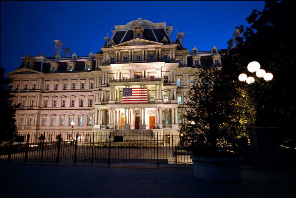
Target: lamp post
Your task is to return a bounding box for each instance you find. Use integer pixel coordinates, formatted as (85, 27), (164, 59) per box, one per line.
(238, 61), (277, 165)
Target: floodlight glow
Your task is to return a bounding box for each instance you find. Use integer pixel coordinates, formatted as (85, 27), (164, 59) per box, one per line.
(264, 73), (273, 81)
(256, 69), (266, 78)
(238, 73), (248, 81)
(246, 77), (255, 84)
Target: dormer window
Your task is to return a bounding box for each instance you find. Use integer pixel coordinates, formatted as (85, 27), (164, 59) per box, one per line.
(133, 24), (144, 39)
(195, 60), (199, 66)
(215, 59), (219, 65)
(69, 66), (73, 72)
(149, 55), (154, 61)
(67, 61), (76, 71)
(136, 33), (140, 38)
(72, 52), (77, 60)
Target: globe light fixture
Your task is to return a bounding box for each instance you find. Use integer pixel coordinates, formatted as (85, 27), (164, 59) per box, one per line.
(71, 121), (75, 126)
(246, 76), (255, 84)
(264, 72), (273, 81)
(256, 69), (266, 78)
(238, 73), (248, 82)
(247, 61), (261, 73)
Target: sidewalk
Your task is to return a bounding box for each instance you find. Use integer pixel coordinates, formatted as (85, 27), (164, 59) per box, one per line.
(1, 163), (295, 198)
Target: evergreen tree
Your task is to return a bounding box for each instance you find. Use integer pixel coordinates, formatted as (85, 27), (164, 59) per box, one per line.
(0, 68), (18, 143)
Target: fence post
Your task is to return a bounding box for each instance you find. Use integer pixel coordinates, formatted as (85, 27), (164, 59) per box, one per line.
(40, 132), (45, 162)
(24, 134), (30, 163)
(107, 132), (111, 167)
(157, 132), (159, 168)
(56, 134), (61, 163)
(73, 134), (79, 164)
(91, 132), (94, 163)
(7, 136), (14, 163)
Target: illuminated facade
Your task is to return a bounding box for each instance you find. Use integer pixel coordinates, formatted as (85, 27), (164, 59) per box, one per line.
(7, 19), (222, 142)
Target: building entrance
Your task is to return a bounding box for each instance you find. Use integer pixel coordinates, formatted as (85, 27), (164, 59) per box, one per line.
(135, 116), (140, 129)
(121, 117), (124, 129)
(149, 116), (155, 129)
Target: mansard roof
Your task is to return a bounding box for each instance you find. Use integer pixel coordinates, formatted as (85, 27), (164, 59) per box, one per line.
(104, 18), (172, 47)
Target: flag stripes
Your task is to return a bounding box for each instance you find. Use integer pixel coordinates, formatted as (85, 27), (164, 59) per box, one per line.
(122, 87), (148, 104)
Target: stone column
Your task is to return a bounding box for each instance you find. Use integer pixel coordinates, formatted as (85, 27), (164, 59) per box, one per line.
(159, 85), (163, 100)
(155, 85), (158, 100)
(171, 108), (174, 124)
(159, 108), (163, 128)
(175, 108), (178, 124)
(124, 109), (127, 124)
(155, 108), (159, 127)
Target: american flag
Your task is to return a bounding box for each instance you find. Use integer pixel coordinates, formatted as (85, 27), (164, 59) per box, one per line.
(122, 87), (148, 104)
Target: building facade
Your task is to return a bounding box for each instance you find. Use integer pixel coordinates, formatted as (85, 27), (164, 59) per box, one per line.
(7, 19), (222, 143)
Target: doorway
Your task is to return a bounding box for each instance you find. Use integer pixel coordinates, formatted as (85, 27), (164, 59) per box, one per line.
(135, 116), (140, 129)
(149, 116), (155, 129)
(121, 117), (124, 129)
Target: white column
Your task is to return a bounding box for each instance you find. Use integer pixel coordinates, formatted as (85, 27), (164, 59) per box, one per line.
(155, 85), (158, 100)
(171, 108), (174, 124)
(124, 109), (127, 124)
(155, 108), (159, 126)
(175, 108), (178, 124)
(159, 85), (162, 100)
(159, 108), (162, 125)
(143, 108), (145, 125)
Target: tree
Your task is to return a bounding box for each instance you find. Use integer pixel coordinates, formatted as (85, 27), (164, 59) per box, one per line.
(180, 66), (255, 155)
(0, 67), (18, 143)
(224, 0), (296, 146)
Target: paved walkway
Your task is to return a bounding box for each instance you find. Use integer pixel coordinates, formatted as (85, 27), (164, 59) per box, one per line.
(1, 163), (295, 198)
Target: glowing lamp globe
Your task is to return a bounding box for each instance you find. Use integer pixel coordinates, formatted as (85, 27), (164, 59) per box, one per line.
(264, 73), (273, 81)
(246, 77), (255, 84)
(238, 73), (248, 81)
(71, 121), (75, 126)
(256, 69), (266, 78)
(247, 61), (260, 73)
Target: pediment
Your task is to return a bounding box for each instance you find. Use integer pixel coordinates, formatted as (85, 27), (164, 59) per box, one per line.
(7, 68), (43, 75)
(114, 38), (162, 47)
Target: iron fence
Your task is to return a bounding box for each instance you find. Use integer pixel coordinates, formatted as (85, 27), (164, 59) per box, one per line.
(0, 131), (192, 165)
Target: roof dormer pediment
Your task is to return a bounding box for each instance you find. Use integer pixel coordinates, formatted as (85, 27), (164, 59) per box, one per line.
(114, 38), (163, 47)
(6, 68), (43, 76)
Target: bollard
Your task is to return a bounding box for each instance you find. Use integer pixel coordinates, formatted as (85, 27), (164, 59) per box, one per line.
(24, 134), (30, 163)
(73, 134), (79, 163)
(56, 134), (62, 163)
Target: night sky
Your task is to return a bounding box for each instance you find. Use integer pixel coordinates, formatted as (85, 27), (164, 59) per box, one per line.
(1, 1), (264, 73)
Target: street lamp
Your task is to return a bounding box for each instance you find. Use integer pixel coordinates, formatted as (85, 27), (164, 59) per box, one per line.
(239, 61), (273, 83)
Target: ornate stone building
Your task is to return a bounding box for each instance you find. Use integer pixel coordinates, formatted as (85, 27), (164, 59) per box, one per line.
(7, 19), (222, 142)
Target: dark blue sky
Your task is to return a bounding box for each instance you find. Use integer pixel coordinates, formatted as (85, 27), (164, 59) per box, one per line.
(1, 1), (264, 73)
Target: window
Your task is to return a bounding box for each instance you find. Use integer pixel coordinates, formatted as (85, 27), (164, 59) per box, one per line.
(87, 65), (91, 70)
(71, 98), (75, 107)
(42, 117), (46, 126)
(149, 55), (154, 61)
(63, 83), (67, 90)
(164, 76), (168, 83)
(69, 66), (73, 71)
(61, 99), (66, 107)
(163, 55), (168, 62)
(78, 116), (83, 126)
(69, 117), (74, 126)
(191, 80), (195, 87)
(53, 100), (57, 107)
(177, 96), (182, 105)
(30, 99), (34, 107)
(54, 83), (58, 90)
(137, 56), (141, 61)
(123, 57), (128, 62)
(19, 118), (24, 126)
(16, 84), (19, 90)
(195, 60), (199, 66)
(72, 82), (76, 89)
(88, 98), (93, 107)
(178, 116), (182, 124)
(32, 84), (36, 89)
(90, 82), (94, 89)
(24, 84), (27, 90)
(164, 95), (169, 103)
(177, 79), (181, 87)
(87, 116), (92, 126)
(110, 58), (115, 64)
(215, 59), (219, 65)
(150, 94), (154, 101)
(46, 84), (49, 90)
(60, 117), (65, 126)
(44, 100), (48, 107)
(136, 33), (140, 38)
(50, 117), (56, 126)
(81, 82), (85, 89)
(79, 99), (83, 107)
(27, 117), (32, 126)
